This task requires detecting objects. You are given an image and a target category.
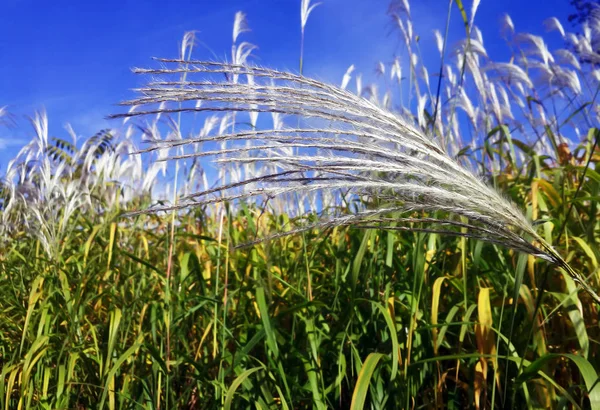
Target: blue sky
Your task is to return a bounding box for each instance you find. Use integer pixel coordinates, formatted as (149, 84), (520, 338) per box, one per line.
(0, 0), (573, 168)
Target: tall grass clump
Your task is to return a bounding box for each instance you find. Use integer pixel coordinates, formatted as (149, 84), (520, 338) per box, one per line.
(3, 1), (600, 409)
(111, 58), (599, 304)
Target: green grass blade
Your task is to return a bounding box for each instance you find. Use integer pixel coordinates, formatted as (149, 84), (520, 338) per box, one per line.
(371, 302), (399, 380)
(517, 353), (600, 409)
(350, 353), (385, 410)
(224, 366), (263, 410)
(256, 287), (278, 359)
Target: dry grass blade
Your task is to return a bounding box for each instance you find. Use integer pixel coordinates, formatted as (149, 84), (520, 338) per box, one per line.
(110, 58), (600, 303)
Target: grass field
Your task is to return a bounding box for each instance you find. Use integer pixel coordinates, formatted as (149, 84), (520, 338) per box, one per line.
(3, 1), (600, 409)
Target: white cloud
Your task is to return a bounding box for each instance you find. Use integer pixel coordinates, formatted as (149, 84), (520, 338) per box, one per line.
(68, 109), (112, 136)
(0, 138), (26, 150)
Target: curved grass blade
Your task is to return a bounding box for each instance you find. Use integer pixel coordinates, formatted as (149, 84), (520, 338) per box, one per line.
(350, 352), (386, 410)
(372, 302), (399, 380)
(516, 353), (600, 409)
(224, 366), (263, 410)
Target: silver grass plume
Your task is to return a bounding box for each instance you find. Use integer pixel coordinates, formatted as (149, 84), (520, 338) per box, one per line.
(110, 58), (600, 303)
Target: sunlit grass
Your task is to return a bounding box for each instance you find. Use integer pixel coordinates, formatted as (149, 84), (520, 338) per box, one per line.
(2, 0), (600, 408)
(2, 169), (600, 408)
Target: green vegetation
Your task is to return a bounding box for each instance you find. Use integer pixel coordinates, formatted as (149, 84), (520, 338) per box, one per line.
(2, 135), (600, 408)
(3, 1), (600, 408)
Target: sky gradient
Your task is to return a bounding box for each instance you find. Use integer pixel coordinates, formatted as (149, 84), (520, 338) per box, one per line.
(0, 0), (574, 168)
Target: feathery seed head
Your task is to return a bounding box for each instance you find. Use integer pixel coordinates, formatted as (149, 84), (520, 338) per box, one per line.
(111, 59), (565, 272)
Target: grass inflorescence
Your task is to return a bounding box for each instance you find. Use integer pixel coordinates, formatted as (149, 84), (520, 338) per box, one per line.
(3, 0), (600, 408)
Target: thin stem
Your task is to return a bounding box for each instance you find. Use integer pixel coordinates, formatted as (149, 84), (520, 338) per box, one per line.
(300, 30), (305, 75)
(432, 0), (453, 137)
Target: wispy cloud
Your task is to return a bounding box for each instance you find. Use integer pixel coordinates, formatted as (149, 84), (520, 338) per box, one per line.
(69, 109), (112, 135)
(0, 137), (26, 150)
